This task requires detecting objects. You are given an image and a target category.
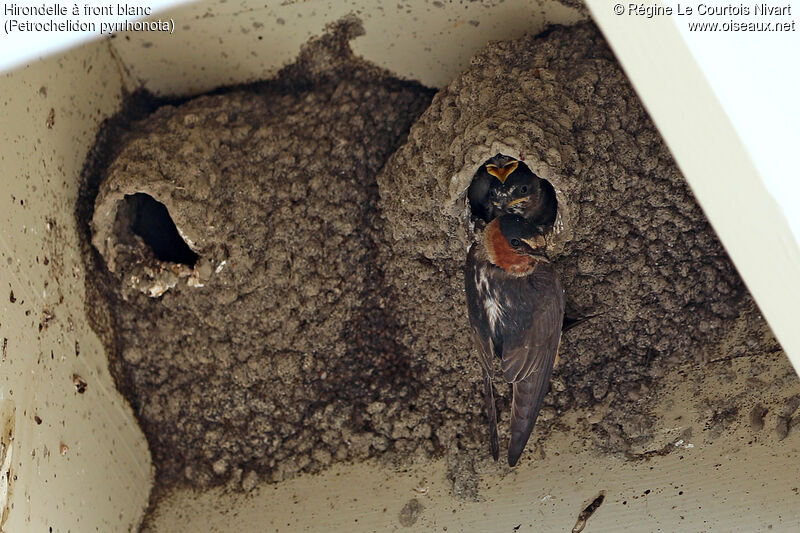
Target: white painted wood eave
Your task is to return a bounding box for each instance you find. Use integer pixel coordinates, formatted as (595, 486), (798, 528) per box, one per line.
(586, 0), (800, 373)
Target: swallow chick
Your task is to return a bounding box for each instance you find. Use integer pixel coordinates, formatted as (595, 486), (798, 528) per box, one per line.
(464, 214), (565, 466)
(467, 154), (557, 227)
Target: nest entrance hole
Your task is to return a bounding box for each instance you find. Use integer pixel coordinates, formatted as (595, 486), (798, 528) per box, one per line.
(466, 154), (558, 229)
(123, 193), (199, 266)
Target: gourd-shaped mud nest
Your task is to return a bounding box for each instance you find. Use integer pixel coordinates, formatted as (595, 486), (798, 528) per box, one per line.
(80, 19), (775, 491)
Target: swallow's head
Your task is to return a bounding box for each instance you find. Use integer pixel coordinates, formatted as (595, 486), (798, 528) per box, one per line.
(485, 158), (542, 216)
(486, 214), (549, 274)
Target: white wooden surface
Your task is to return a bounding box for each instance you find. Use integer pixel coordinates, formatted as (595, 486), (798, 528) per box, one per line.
(587, 0), (800, 373)
(0, 40), (153, 533)
(2, 1), (799, 531)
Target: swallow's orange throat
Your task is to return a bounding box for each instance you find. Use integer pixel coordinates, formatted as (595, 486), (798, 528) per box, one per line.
(485, 219), (537, 275)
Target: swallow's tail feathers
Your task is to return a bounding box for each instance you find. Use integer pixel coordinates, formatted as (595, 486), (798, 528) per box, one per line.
(508, 368), (552, 467)
(483, 372), (500, 461)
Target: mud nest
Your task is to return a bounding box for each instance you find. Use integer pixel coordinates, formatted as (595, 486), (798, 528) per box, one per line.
(80, 19), (775, 491)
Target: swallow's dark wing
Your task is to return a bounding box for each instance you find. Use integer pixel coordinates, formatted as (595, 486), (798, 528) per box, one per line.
(508, 372), (550, 466)
(499, 265), (565, 466)
(500, 266), (564, 383)
(464, 245), (500, 460)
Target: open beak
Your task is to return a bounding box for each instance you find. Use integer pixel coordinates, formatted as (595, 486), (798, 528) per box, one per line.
(486, 160), (519, 183)
(506, 195), (531, 207)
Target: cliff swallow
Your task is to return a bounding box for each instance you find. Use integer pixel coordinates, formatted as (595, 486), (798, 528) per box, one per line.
(464, 214), (565, 466)
(467, 154), (557, 227)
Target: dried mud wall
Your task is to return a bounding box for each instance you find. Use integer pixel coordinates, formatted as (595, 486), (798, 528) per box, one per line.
(86, 19), (435, 488)
(83, 20), (775, 491)
(376, 22), (773, 457)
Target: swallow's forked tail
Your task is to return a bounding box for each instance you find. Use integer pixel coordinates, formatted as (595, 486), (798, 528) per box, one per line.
(483, 373), (500, 461)
(508, 367), (552, 467)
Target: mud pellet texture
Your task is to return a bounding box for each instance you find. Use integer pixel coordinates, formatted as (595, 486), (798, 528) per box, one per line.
(85, 17), (434, 488)
(376, 22), (776, 460)
(81, 19), (779, 492)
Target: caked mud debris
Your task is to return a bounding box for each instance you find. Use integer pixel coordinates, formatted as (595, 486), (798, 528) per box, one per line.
(78, 19), (779, 493)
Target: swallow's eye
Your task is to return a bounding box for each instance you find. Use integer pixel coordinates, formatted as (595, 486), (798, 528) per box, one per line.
(519, 185), (528, 194)
(510, 238), (521, 248)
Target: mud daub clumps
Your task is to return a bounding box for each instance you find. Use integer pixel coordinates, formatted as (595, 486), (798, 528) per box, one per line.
(377, 22), (774, 457)
(83, 18), (775, 490)
(84, 17), (435, 488)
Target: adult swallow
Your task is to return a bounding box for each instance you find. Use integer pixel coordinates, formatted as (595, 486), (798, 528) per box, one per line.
(464, 214), (565, 466)
(467, 154), (557, 227)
